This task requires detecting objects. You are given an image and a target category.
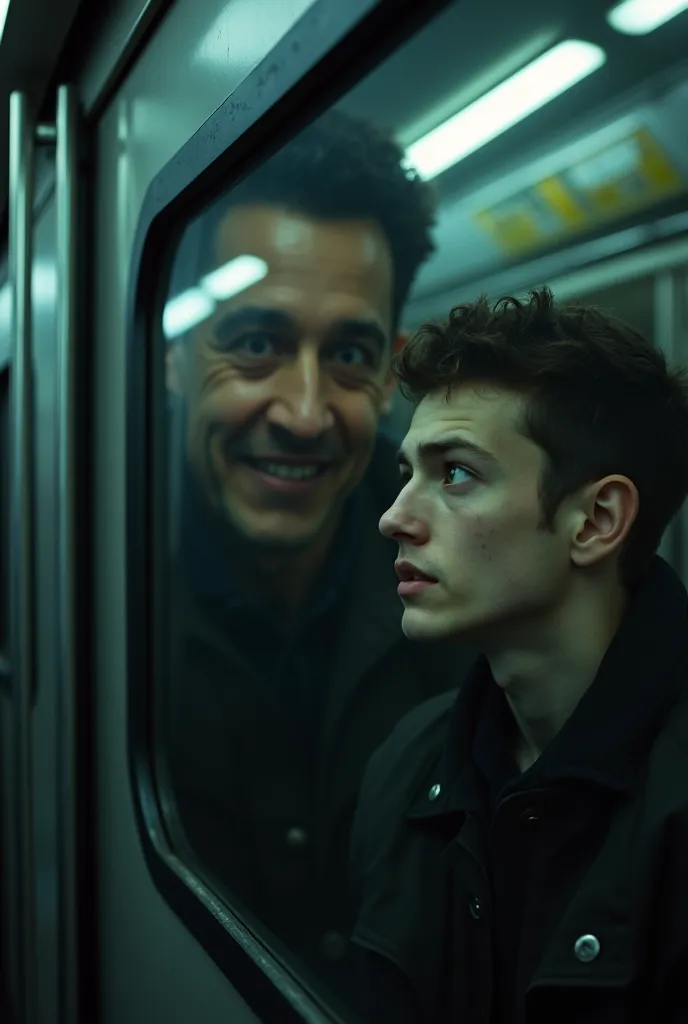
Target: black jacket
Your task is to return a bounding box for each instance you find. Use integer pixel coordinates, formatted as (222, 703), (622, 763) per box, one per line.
(163, 434), (475, 1006)
(351, 556), (688, 1024)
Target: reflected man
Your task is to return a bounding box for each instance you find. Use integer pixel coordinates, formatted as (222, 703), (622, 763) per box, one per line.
(163, 111), (474, 1001)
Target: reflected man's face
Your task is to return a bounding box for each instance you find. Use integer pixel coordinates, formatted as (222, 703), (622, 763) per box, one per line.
(171, 204), (396, 551)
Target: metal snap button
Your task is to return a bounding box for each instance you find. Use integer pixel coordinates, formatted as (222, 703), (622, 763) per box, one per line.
(574, 934), (600, 963)
(469, 897), (483, 920)
(285, 826), (308, 848)
(428, 783), (442, 801)
(520, 807), (540, 822)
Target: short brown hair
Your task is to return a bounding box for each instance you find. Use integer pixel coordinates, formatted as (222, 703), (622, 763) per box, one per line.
(395, 287), (688, 586)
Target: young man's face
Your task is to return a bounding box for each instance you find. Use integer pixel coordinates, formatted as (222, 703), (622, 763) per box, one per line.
(170, 203), (397, 552)
(380, 383), (577, 644)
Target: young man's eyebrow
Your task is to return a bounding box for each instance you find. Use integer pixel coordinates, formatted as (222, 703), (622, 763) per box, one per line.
(397, 437), (497, 466)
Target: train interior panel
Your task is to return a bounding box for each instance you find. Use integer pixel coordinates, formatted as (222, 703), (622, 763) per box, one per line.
(0, 0), (685, 1022)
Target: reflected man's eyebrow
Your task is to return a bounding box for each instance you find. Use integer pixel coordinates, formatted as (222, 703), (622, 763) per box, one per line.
(397, 436), (498, 467)
(214, 306), (294, 334)
(213, 307), (387, 352)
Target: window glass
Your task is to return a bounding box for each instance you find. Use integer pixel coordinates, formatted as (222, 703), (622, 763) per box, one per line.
(0, 275), (9, 668)
(157, 85), (471, 1010)
(152, 0), (687, 1013)
(0, 368), (8, 661)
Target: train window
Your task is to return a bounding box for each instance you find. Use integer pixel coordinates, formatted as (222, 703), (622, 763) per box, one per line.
(156, 103), (470, 1012)
(138, 0), (688, 1013)
(0, 274), (9, 676)
(154, 4), (482, 1011)
(0, 367), (7, 663)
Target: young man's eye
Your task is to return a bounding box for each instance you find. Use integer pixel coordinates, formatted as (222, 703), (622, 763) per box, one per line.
(445, 464), (473, 485)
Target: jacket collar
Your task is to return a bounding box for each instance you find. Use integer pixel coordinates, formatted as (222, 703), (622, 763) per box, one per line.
(408, 556), (688, 822)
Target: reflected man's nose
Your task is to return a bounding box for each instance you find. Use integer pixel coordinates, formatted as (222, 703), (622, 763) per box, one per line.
(268, 351), (334, 437)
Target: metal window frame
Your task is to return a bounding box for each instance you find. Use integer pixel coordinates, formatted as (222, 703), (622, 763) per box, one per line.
(124, 0), (456, 1021)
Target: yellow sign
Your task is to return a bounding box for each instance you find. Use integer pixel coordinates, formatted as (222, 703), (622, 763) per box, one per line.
(474, 128), (685, 258)
(569, 128), (683, 217)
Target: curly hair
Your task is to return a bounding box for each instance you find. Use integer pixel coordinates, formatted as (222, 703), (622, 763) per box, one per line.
(190, 109), (437, 329)
(395, 287), (688, 586)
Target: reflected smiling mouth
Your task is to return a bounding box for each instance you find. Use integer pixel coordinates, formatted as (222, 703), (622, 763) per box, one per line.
(240, 457), (331, 481)
(209, 429), (341, 486)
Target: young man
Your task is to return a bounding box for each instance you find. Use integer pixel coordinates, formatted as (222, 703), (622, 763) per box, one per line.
(163, 111), (474, 1005)
(351, 287), (688, 1023)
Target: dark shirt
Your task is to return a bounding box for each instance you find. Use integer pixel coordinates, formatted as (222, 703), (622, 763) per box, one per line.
(472, 680), (522, 819)
(471, 681), (521, 1024)
(180, 469), (361, 750)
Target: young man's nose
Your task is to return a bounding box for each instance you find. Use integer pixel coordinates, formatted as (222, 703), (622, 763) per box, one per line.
(379, 501), (429, 545)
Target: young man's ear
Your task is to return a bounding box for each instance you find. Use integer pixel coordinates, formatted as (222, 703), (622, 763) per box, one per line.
(382, 332), (407, 417)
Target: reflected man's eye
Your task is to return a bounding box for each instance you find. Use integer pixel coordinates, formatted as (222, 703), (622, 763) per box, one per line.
(333, 343), (370, 367)
(445, 465), (473, 485)
(211, 329), (278, 357)
(236, 333), (275, 357)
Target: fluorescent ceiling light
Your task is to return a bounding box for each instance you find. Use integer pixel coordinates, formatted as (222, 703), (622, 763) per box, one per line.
(163, 288), (215, 339)
(0, 0), (10, 45)
(405, 40), (607, 180)
(163, 255), (268, 339)
(607, 0), (688, 35)
(201, 255), (268, 301)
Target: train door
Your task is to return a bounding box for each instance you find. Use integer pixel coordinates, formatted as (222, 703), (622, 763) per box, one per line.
(79, 0), (688, 1020)
(5, 0), (688, 1021)
(88, 0), (442, 1022)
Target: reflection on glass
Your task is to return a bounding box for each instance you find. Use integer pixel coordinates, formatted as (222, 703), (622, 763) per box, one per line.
(162, 288), (214, 339)
(201, 255), (268, 300)
(162, 256), (269, 339)
(159, 107), (474, 1011)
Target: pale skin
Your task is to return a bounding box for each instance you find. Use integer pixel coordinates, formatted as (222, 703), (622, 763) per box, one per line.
(379, 383), (639, 769)
(167, 204), (402, 616)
